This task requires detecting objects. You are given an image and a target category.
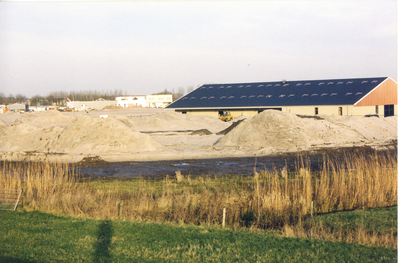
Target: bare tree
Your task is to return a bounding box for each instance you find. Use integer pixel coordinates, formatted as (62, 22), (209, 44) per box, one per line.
(186, 85), (194, 94)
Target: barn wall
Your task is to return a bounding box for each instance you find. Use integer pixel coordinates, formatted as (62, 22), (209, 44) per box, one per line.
(176, 103), (397, 119)
(229, 110), (258, 118)
(355, 78), (398, 106)
(282, 105), (385, 117)
(181, 110), (219, 118)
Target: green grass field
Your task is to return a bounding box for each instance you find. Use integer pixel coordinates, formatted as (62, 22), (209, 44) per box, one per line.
(0, 207), (397, 263)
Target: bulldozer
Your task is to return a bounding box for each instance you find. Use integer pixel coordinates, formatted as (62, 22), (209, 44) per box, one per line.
(219, 111), (233, 122)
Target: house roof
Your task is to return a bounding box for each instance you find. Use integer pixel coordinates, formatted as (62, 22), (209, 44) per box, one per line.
(166, 77), (389, 110)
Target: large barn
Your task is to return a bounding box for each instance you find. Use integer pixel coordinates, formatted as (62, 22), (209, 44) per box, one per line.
(166, 77), (397, 118)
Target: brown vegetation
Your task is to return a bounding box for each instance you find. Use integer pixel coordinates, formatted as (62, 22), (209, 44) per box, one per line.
(0, 151), (397, 248)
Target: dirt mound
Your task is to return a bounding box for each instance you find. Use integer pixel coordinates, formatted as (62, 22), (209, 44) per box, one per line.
(216, 119), (245, 135)
(102, 105), (123, 110)
(49, 115), (164, 155)
(79, 156), (108, 164)
(323, 115), (397, 142)
(120, 111), (230, 133)
(0, 114), (164, 155)
(190, 129), (213, 136)
(216, 110), (375, 153)
(14, 111), (74, 128)
(0, 123), (64, 152)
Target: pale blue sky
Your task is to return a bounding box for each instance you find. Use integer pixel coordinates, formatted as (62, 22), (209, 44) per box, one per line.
(0, 1), (397, 97)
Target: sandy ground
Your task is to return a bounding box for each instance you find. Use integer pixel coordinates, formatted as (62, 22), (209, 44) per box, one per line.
(0, 108), (397, 163)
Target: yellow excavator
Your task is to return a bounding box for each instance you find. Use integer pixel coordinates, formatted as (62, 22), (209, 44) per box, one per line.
(219, 111), (233, 122)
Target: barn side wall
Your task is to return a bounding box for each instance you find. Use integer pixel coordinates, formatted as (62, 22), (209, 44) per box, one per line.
(176, 104), (397, 119)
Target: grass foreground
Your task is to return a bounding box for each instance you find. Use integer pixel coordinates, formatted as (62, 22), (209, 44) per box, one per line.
(0, 208), (397, 263)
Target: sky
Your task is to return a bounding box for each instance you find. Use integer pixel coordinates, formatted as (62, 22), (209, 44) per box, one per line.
(0, 0), (397, 97)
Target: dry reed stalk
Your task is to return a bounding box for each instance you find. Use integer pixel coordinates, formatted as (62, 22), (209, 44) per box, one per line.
(175, 170), (184, 183)
(0, 150), (396, 247)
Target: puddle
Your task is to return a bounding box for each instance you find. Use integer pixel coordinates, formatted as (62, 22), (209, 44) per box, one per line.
(79, 154), (322, 179)
(79, 146), (396, 180)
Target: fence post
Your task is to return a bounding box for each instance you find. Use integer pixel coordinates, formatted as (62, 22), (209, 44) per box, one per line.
(310, 201), (314, 238)
(311, 201), (313, 218)
(21, 182), (26, 208)
(118, 200), (123, 218)
(362, 196), (364, 210)
(222, 208), (226, 228)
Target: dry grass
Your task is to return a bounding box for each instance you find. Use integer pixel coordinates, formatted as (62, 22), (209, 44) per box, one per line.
(0, 150), (397, 248)
(281, 220), (397, 248)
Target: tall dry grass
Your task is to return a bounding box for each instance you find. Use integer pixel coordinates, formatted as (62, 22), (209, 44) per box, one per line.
(0, 150), (397, 247)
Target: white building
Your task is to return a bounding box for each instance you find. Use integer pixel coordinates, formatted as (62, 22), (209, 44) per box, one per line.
(28, 106), (49, 112)
(146, 94), (173, 108)
(116, 95), (147, 108)
(66, 100), (117, 111)
(6, 103), (27, 112)
(116, 95), (173, 108)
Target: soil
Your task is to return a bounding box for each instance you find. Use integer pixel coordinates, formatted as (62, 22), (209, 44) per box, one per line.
(190, 129), (213, 136)
(0, 109), (397, 164)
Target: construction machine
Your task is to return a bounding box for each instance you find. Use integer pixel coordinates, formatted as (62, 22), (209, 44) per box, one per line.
(219, 111), (233, 122)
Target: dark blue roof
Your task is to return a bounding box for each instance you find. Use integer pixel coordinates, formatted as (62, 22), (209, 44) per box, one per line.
(166, 77), (388, 109)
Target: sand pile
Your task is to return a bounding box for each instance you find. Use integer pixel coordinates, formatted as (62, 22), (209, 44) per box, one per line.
(0, 114), (164, 155)
(102, 105), (123, 110)
(0, 108), (397, 162)
(0, 123), (64, 152)
(14, 110), (74, 127)
(216, 110), (397, 153)
(50, 115), (164, 155)
(323, 115), (397, 142)
(116, 111), (231, 133)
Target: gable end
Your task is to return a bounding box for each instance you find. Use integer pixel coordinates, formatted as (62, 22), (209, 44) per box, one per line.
(355, 78), (397, 106)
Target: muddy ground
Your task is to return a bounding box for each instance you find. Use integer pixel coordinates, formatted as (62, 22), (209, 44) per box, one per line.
(77, 145), (396, 180)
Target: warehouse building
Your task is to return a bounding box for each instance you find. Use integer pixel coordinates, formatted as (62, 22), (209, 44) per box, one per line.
(6, 103), (28, 112)
(116, 95), (173, 108)
(66, 100), (117, 111)
(166, 77), (397, 118)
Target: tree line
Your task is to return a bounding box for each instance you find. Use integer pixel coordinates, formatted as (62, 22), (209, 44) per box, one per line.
(0, 86), (196, 106)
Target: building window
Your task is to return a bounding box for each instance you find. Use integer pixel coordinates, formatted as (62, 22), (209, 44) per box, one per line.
(384, 105), (394, 117)
(375, 105), (379, 114)
(338, 107), (342, 116)
(315, 107), (319, 115)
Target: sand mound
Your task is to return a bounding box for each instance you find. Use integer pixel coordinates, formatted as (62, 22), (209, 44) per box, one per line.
(323, 115), (397, 142)
(0, 114), (164, 155)
(190, 129), (213, 136)
(0, 123), (64, 152)
(216, 119), (245, 135)
(49, 115), (164, 155)
(102, 105), (123, 110)
(14, 111), (74, 128)
(216, 110), (396, 153)
(118, 111), (230, 133)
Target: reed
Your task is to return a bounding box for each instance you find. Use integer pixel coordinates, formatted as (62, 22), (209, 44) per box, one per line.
(0, 150), (397, 247)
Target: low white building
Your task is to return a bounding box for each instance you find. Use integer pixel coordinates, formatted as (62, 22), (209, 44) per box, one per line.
(116, 95), (147, 108)
(66, 100), (117, 111)
(116, 95), (172, 108)
(146, 94), (173, 108)
(28, 106), (50, 112)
